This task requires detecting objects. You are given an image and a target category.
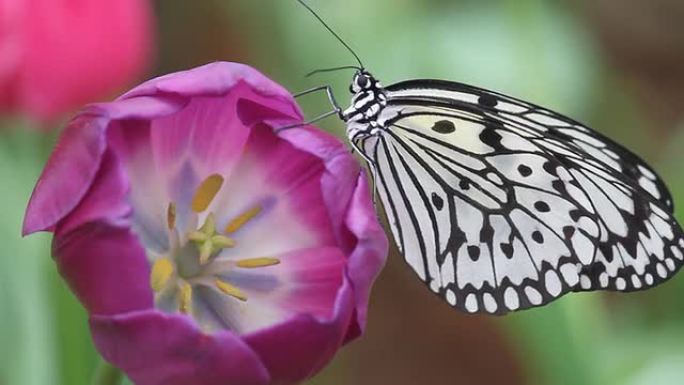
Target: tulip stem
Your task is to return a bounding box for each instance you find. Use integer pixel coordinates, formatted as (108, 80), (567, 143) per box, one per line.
(91, 359), (123, 385)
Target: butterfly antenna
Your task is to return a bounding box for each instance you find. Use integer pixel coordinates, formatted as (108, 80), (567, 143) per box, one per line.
(295, 0), (364, 69)
(306, 65), (360, 77)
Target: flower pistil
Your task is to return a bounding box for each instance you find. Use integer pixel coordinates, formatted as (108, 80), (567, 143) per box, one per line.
(148, 173), (280, 318)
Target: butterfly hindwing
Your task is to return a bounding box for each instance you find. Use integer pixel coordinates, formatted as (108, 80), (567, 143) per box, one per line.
(362, 112), (598, 313)
(354, 79), (684, 314)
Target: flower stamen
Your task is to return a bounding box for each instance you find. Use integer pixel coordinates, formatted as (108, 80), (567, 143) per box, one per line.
(188, 213), (235, 264)
(236, 257), (280, 268)
(150, 258), (174, 292)
(167, 202), (176, 230)
(215, 279), (247, 301)
(225, 206), (262, 234)
(179, 282), (193, 313)
(191, 174), (224, 213)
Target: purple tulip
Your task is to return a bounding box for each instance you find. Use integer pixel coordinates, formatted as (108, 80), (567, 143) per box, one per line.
(23, 62), (388, 385)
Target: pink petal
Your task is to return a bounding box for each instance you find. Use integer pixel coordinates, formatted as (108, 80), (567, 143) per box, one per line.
(90, 310), (270, 385)
(122, 62), (301, 122)
(147, 92), (252, 179)
(244, 279), (355, 385)
(23, 114), (109, 235)
(342, 174), (389, 340)
(204, 246), (347, 335)
(275, 246), (347, 319)
(278, 126), (363, 248)
(24, 62), (306, 235)
(279, 126), (388, 338)
(212, 124), (337, 257)
(53, 222), (153, 316)
(55, 150), (131, 235)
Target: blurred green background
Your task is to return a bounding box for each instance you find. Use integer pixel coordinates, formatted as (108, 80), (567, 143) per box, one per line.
(3, 0), (684, 384)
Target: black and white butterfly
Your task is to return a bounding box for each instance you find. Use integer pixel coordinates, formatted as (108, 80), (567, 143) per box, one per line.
(294, 0), (684, 314)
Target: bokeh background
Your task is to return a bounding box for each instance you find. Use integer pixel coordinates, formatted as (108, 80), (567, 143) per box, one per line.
(2, 0), (684, 384)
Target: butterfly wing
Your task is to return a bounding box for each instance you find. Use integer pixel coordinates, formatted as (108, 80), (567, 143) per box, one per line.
(354, 79), (684, 314)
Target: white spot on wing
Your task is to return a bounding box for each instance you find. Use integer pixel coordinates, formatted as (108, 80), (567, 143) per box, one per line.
(638, 165), (656, 180)
(526, 112), (571, 127)
(666, 258), (676, 271)
(525, 286), (542, 305)
(639, 177), (660, 199)
(497, 102), (527, 114)
(465, 293), (478, 313)
(645, 273), (654, 285)
(504, 287), (520, 310)
(545, 270), (562, 296)
(446, 289), (456, 305)
(580, 275), (591, 289)
(429, 278), (440, 293)
(483, 293), (497, 313)
(560, 263), (579, 286)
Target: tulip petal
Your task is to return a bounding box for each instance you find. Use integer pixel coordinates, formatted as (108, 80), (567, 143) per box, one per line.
(278, 126), (363, 247)
(343, 174), (389, 340)
(211, 124), (337, 262)
(91, 310), (270, 385)
(148, 92), (251, 179)
(279, 127), (389, 338)
(201, 246), (346, 334)
(122, 62), (301, 121)
(244, 279), (355, 385)
(53, 222), (153, 315)
(55, 150), (131, 235)
(23, 115), (108, 235)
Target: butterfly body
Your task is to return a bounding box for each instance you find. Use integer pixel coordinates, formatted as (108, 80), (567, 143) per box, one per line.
(343, 70), (388, 140)
(343, 68), (684, 315)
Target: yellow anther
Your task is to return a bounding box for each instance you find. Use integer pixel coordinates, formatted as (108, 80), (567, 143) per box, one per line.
(191, 174), (224, 213)
(189, 213), (235, 265)
(225, 206), (262, 234)
(236, 257), (280, 268)
(167, 202), (176, 230)
(150, 258), (174, 292)
(179, 282), (193, 314)
(215, 279), (247, 301)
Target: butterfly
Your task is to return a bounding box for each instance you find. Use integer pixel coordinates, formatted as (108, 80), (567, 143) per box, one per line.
(293, 0), (684, 314)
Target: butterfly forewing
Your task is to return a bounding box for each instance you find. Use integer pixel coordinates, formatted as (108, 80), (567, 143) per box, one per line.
(353, 79), (684, 314)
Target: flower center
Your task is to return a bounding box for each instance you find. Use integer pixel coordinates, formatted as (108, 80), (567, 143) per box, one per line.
(147, 173), (280, 319)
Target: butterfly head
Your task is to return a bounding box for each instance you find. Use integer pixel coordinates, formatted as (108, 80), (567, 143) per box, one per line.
(350, 70), (380, 94)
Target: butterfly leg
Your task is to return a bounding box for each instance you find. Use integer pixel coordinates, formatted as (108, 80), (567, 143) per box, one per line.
(275, 86), (344, 132)
(274, 109), (341, 133)
(294, 85), (343, 118)
(350, 140), (379, 207)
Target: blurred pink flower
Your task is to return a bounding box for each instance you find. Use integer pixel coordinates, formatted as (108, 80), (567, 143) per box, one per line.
(23, 62), (388, 385)
(0, 0), (154, 123)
